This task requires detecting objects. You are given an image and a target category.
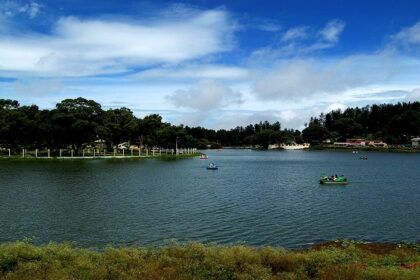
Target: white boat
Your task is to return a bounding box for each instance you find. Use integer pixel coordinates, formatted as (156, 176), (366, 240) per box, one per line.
(280, 143), (310, 150)
(206, 163), (218, 170)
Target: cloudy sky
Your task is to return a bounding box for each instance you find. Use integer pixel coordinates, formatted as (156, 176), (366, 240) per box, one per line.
(1, 0), (420, 129)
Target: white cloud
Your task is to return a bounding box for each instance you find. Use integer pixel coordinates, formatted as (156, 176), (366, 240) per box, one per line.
(0, 1), (41, 19)
(319, 19), (345, 43)
(134, 64), (249, 81)
(392, 22), (420, 45)
(3, 15), (420, 130)
(251, 19), (346, 61)
(281, 26), (308, 41)
(404, 88), (420, 102)
(325, 103), (347, 112)
(167, 80), (243, 111)
(0, 9), (235, 77)
(252, 52), (407, 101)
(19, 1), (41, 19)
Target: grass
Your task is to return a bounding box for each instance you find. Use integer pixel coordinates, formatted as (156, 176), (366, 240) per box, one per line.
(0, 152), (201, 161)
(0, 240), (418, 279)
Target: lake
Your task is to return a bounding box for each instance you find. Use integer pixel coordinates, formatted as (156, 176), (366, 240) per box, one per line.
(0, 149), (419, 249)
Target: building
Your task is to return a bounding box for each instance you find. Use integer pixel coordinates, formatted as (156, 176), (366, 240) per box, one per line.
(412, 137), (420, 147)
(333, 139), (387, 147)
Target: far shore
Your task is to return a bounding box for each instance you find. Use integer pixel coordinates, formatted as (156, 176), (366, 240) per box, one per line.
(206, 146), (420, 153)
(310, 145), (420, 153)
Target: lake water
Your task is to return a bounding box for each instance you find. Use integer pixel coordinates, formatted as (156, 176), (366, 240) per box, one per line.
(0, 150), (419, 249)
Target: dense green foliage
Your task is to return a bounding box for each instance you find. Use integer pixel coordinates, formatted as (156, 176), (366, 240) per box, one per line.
(303, 102), (420, 144)
(0, 98), (300, 150)
(1, 98), (419, 150)
(0, 241), (418, 279)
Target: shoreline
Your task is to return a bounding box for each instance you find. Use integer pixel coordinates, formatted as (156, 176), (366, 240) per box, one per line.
(207, 146), (420, 153)
(0, 240), (418, 279)
(310, 145), (420, 153)
(0, 153), (201, 161)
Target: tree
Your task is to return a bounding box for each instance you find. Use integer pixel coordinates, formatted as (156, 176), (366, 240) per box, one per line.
(102, 108), (137, 147)
(53, 98), (103, 151)
(302, 123), (330, 144)
(331, 118), (363, 141)
(136, 114), (164, 147)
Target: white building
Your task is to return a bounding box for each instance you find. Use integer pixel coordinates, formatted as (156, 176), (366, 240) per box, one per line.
(412, 137), (420, 147)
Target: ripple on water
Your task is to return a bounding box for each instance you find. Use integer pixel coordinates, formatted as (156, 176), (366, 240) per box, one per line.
(0, 150), (419, 248)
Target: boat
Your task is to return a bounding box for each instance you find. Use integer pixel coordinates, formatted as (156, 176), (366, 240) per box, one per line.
(280, 143), (310, 150)
(206, 163), (218, 170)
(199, 154), (208, 160)
(359, 156), (368, 160)
(268, 143), (310, 150)
(319, 175), (348, 185)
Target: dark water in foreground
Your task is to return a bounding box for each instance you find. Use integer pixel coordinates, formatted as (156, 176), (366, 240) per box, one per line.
(0, 150), (419, 248)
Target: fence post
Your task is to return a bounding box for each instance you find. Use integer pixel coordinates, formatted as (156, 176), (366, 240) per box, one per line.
(22, 149), (25, 158)
(47, 149), (50, 158)
(35, 149), (38, 158)
(8, 148), (11, 157)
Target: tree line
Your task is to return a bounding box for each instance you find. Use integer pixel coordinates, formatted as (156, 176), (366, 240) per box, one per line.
(1, 98), (419, 150)
(0, 97), (301, 151)
(302, 102), (420, 144)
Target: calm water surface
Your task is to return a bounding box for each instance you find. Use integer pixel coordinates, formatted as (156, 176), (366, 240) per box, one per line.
(0, 150), (419, 248)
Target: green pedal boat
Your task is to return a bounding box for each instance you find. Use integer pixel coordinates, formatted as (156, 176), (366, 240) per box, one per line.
(319, 175), (348, 185)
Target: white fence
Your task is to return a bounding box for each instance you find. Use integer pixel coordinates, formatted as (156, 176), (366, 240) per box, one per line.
(0, 147), (198, 159)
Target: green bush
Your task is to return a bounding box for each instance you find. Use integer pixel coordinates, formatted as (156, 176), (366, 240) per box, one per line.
(0, 241), (418, 279)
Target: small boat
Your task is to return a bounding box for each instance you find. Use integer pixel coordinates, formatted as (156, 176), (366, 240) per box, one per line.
(359, 156), (368, 160)
(206, 163), (218, 170)
(200, 154), (208, 160)
(319, 175), (348, 185)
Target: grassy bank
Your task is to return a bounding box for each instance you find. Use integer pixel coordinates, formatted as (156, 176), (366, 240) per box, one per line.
(0, 241), (419, 280)
(0, 153), (201, 161)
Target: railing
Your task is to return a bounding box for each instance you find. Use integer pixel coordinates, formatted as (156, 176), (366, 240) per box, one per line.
(0, 148), (198, 159)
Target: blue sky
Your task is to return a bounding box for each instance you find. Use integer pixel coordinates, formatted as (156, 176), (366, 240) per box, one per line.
(1, 0), (420, 129)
